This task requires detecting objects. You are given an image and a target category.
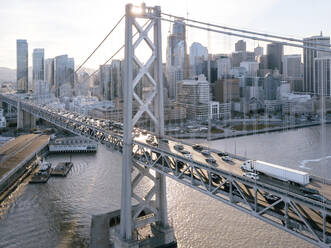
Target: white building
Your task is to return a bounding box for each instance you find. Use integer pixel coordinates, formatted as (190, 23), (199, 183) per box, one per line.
(176, 74), (210, 120)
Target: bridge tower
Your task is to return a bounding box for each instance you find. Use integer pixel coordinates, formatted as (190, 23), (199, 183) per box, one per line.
(113, 4), (174, 247)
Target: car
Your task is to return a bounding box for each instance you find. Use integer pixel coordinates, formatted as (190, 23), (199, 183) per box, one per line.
(142, 130), (147, 135)
(201, 150), (210, 156)
(300, 187), (319, 195)
(305, 194), (329, 203)
(206, 157), (216, 164)
(217, 151), (228, 157)
(243, 172), (259, 180)
(183, 153), (192, 159)
(160, 138), (169, 143)
(180, 149), (190, 155)
(192, 144), (203, 151)
(174, 144), (184, 151)
(222, 156), (232, 162)
(151, 141), (158, 147)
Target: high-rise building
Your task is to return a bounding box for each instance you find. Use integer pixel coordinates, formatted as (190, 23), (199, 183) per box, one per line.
(240, 61), (259, 77)
(282, 55), (302, 78)
(214, 78), (240, 103)
(111, 60), (122, 99)
(54, 55), (74, 97)
(67, 57), (75, 88)
(176, 74), (209, 120)
(267, 42), (283, 73)
(263, 73), (281, 100)
(216, 57), (231, 79)
(254, 46), (263, 57)
(231, 51), (255, 67)
(303, 33), (330, 94)
(44, 58), (54, 87)
(100, 64), (112, 100)
(189, 42), (208, 77)
(54, 55), (67, 97)
(32, 48), (44, 92)
(16, 39), (28, 92)
(235, 40), (246, 52)
(313, 57), (331, 96)
(166, 19), (189, 99)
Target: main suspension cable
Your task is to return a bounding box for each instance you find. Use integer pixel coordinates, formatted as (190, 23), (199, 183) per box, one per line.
(161, 12), (331, 48)
(75, 14), (125, 74)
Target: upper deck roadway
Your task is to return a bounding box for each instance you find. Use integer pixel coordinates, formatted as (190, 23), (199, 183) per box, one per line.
(1, 93), (330, 247)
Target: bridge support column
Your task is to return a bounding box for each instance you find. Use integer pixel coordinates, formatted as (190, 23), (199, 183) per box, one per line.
(17, 100), (36, 129)
(112, 4), (175, 247)
(17, 101), (23, 129)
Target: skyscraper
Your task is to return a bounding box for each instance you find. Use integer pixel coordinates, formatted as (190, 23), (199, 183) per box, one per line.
(44, 58), (54, 87)
(100, 64), (112, 100)
(54, 55), (67, 97)
(32, 48), (44, 92)
(166, 19), (189, 99)
(282, 55), (302, 78)
(267, 42), (283, 73)
(111, 60), (122, 99)
(54, 55), (74, 98)
(189, 42), (208, 78)
(314, 57), (331, 96)
(235, 40), (246, 52)
(16, 39), (28, 92)
(254, 46), (263, 57)
(303, 33), (330, 94)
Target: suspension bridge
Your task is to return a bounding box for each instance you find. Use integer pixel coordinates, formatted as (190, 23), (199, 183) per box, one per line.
(1, 3), (331, 248)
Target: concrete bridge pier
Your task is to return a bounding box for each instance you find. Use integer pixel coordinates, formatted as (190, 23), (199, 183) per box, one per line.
(17, 101), (36, 129)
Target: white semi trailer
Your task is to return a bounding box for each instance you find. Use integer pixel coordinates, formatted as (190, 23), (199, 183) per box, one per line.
(240, 160), (310, 186)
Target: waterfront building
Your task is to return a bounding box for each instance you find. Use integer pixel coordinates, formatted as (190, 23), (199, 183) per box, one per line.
(313, 57), (331, 96)
(303, 33), (330, 94)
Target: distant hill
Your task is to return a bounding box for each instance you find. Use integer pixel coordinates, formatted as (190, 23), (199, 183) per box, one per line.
(0, 67), (16, 83)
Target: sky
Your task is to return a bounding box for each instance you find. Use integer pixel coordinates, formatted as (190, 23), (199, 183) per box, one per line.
(0, 0), (330, 70)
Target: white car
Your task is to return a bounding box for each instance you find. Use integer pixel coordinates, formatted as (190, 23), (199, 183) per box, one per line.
(243, 172), (259, 180)
(184, 153), (192, 159)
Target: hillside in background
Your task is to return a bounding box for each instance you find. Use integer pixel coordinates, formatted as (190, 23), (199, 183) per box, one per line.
(0, 67), (15, 82)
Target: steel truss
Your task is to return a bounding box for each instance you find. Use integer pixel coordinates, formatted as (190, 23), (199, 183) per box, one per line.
(1, 94), (331, 247)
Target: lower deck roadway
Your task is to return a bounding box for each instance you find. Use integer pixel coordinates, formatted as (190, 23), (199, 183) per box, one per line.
(0, 134), (50, 179)
(134, 132), (331, 236)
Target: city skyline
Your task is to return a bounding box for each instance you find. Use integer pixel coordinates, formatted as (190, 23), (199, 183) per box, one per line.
(1, 0), (331, 70)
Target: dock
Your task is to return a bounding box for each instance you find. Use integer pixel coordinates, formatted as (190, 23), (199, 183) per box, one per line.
(51, 162), (73, 177)
(0, 134), (49, 196)
(49, 136), (97, 153)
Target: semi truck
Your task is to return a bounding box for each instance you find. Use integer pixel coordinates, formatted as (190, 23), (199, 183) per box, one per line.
(240, 160), (310, 186)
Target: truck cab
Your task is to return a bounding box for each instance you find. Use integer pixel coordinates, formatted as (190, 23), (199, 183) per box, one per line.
(240, 160), (254, 172)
